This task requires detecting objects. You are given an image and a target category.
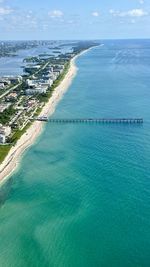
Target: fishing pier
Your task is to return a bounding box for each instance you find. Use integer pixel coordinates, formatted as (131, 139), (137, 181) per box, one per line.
(35, 117), (143, 124)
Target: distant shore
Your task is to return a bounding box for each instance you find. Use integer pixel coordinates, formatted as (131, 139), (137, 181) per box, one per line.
(0, 48), (92, 185)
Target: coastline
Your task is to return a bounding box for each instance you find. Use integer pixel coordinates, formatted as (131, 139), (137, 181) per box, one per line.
(0, 48), (91, 185)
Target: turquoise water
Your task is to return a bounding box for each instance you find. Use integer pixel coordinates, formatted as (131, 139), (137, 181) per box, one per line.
(0, 40), (150, 267)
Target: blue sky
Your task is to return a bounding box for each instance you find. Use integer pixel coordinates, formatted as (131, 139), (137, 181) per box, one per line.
(0, 0), (150, 40)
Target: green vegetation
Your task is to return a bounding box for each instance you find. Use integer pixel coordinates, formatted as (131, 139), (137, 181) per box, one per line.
(0, 106), (16, 125)
(73, 41), (99, 55)
(37, 90), (53, 103)
(10, 122), (32, 145)
(34, 107), (43, 116)
(39, 54), (52, 57)
(15, 81), (26, 92)
(0, 145), (12, 164)
(23, 56), (40, 63)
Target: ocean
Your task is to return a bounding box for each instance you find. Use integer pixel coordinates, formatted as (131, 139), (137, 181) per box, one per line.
(0, 40), (150, 267)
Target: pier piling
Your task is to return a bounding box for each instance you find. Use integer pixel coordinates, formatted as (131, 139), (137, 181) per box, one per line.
(46, 118), (143, 124)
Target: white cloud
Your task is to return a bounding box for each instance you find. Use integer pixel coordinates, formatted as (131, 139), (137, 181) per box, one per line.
(139, 0), (144, 4)
(92, 11), (100, 17)
(67, 20), (74, 24)
(109, 8), (148, 17)
(26, 14), (32, 19)
(131, 19), (136, 24)
(48, 10), (64, 18)
(109, 9), (115, 15)
(127, 9), (148, 17)
(42, 24), (49, 30)
(0, 7), (13, 15)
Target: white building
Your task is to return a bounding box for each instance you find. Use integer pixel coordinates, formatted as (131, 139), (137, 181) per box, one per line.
(53, 65), (64, 73)
(0, 83), (5, 89)
(0, 134), (6, 144)
(9, 76), (22, 84)
(0, 79), (11, 86)
(0, 125), (11, 144)
(42, 73), (56, 81)
(39, 79), (53, 87)
(1, 76), (22, 85)
(0, 125), (11, 136)
(26, 78), (53, 88)
(26, 86), (48, 95)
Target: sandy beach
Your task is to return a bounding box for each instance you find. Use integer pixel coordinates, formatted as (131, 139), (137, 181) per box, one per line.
(0, 53), (81, 185)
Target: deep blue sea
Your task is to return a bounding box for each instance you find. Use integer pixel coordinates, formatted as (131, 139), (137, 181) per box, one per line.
(0, 40), (150, 267)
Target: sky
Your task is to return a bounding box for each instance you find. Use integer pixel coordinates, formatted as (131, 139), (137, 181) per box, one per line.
(0, 0), (150, 40)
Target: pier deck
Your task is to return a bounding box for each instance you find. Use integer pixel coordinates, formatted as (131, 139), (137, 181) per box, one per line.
(46, 118), (143, 123)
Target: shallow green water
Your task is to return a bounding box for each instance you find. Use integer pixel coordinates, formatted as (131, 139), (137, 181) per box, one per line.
(0, 40), (150, 267)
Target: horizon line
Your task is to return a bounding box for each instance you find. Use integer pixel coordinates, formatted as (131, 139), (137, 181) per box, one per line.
(0, 38), (150, 42)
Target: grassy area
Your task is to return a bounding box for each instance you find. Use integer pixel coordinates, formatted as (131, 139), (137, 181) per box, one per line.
(34, 107), (44, 116)
(0, 105), (16, 125)
(10, 122), (32, 145)
(0, 145), (12, 164)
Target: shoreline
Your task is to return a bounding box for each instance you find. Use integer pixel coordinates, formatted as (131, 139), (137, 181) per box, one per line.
(0, 48), (92, 186)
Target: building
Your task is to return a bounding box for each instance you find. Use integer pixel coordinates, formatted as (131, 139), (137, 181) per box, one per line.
(0, 79), (11, 86)
(0, 83), (5, 89)
(26, 86), (48, 95)
(3, 76), (22, 84)
(0, 124), (11, 144)
(38, 79), (53, 87)
(27, 99), (37, 107)
(0, 124), (11, 136)
(0, 134), (5, 144)
(9, 76), (22, 84)
(53, 65), (64, 74)
(6, 92), (18, 102)
(26, 79), (51, 88)
(53, 71), (60, 78)
(24, 65), (41, 74)
(25, 78), (52, 94)
(42, 73), (56, 81)
(26, 79), (36, 88)
(45, 66), (53, 72)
